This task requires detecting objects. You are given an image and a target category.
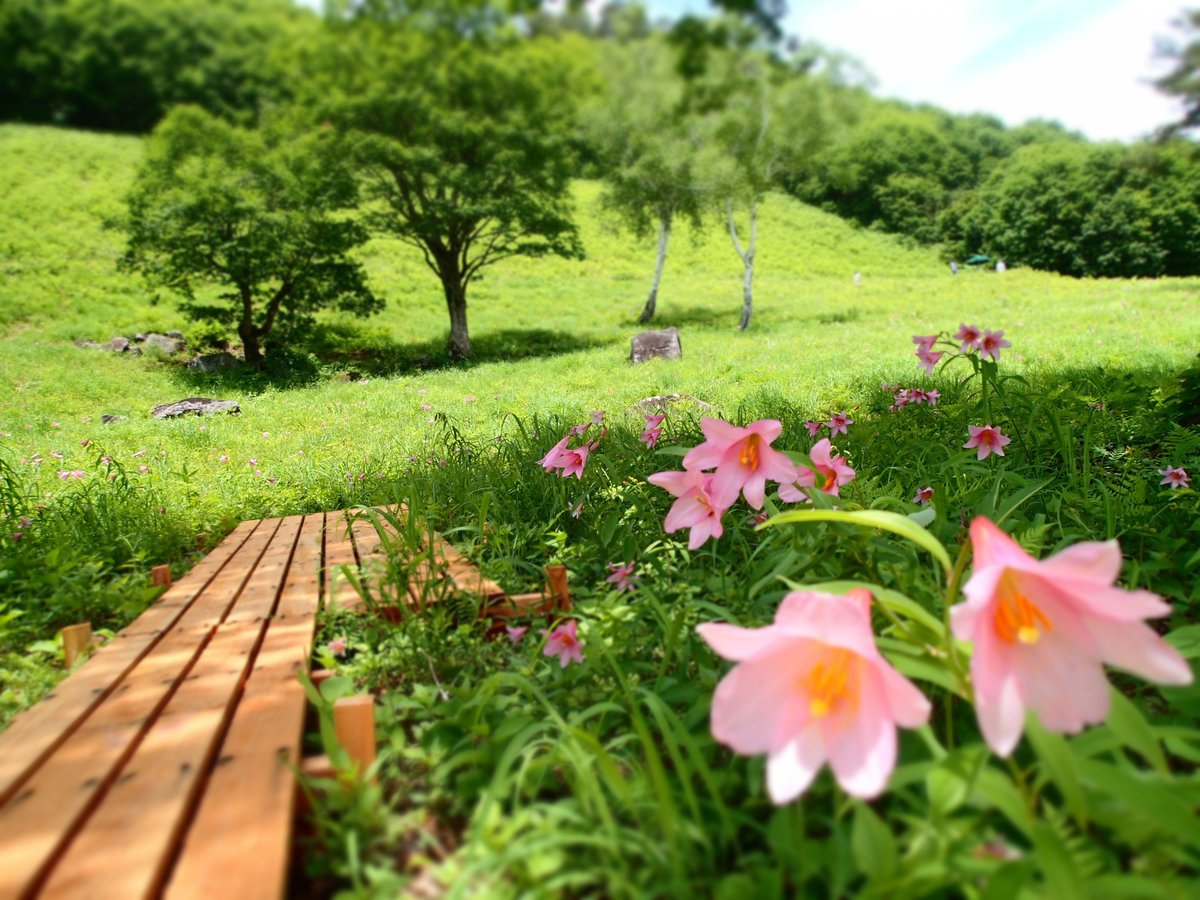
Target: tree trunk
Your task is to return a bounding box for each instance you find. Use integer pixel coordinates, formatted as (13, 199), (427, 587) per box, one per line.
(728, 201), (756, 331)
(442, 274), (471, 359)
(238, 284), (264, 369)
(638, 216), (671, 324)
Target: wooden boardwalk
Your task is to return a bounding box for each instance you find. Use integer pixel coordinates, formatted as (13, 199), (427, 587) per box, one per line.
(0, 506), (571, 899)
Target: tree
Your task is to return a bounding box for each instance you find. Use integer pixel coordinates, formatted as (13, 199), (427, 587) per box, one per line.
(0, 0), (317, 132)
(326, 29), (587, 358)
(121, 106), (382, 368)
(587, 37), (706, 323)
(1155, 9), (1200, 135)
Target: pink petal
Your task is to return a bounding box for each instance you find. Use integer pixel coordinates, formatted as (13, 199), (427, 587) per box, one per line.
(1085, 618), (1193, 685)
(709, 652), (807, 755)
(826, 680), (896, 799)
(1013, 634), (1111, 734)
(698, 621), (792, 662)
(766, 727), (826, 804)
(873, 662), (933, 728)
(708, 464), (747, 509)
(977, 673), (1025, 757)
(772, 592), (879, 659)
(969, 518), (1037, 572)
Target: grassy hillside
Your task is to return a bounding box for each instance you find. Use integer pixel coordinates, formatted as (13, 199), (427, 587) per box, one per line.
(1, 121), (1198, 532)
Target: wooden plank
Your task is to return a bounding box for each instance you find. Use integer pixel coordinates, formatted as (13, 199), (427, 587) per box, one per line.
(165, 513), (326, 900)
(0, 519), (261, 808)
(0, 518), (285, 899)
(324, 511), (360, 610)
(409, 532), (504, 605)
(38, 519), (305, 900)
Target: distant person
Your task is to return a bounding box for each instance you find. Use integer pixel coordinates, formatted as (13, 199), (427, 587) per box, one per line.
(949, 260), (959, 275)
(996, 259), (1007, 273)
(853, 271), (861, 286)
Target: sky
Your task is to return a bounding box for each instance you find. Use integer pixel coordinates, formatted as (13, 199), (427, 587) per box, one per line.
(647, 0), (1191, 141)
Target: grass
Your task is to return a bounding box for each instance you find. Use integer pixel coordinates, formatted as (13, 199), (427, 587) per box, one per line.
(2, 123), (1200, 895)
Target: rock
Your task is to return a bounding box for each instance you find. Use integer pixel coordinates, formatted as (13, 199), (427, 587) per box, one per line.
(151, 398), (240, 419)
(139, 332), (185, 354)
(631, 393), (714, 415)
(187, 352), (240, 374)
(165, 330), (184, 340)
(105, 337), (133, 353)
(331, 371), (364, 383)
(74, 339), (102, 350)
(630, 327), (682, 364)
(101, 414), (128, 425)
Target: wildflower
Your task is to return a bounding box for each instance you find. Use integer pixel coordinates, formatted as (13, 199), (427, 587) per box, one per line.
(954, 323), (982, 351)
(57, 470), (86, 480)
(261, 432), (270, 438)
(912, 334), (937, 352)
(979, 329), (1011, 362)
(827, 412), (853, 436)
(571, 500), (584, 519)
(506, 625), (528, 644)
(964, 425), (1012, 461)
(138, 465), (149, 473)
(804, 421), (823, 438)
(131, 450), (146, 458)
(926, 389), (941, 406)
(542, 620), (584, 668)
(50, 422), (60, 428)
(606, 562), (637, 592)
(780, 439), (855, 502)
(80, 439), (90, 448)
(913, 486), (934, 505)
(568, 423), (590, 436)
(682, 418), (798, 510)
(951, 518), (1192, 756)
(647, 468), (728, 549)
(218, 455), (229, 463)
(50, 451), (63, 461)
(641, 413), (665, 449)
(698, 589), (931, 802)
(327, 638), (347, 657)
(916, 348), (944, 375)
(464, 395), (477, 403)
(18, 516), (31, 528)
(101, 456), (112, 465)
(1158, 466), (1190, 489)
(590, 410), (605, 425)
(247, 458), (257, 466)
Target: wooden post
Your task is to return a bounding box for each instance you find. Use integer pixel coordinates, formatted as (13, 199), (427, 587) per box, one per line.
(333, 695), (376, 778)
(151, 565), (172, 587)
(311, 668), (334, 686)
(61, 622), (93, 668)
(546, 565), (571, 612)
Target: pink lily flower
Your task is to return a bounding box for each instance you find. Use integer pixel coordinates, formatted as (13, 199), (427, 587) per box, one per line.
(780, 439), (856, 502)
(539, 435), (572, 472)
(803, 421), (823, 438)
(505, 625), (528, 644)
(421, 403), (432, 411)
(568, 423), (590, 436)
(590, 411), (605, 425)
(912, 334), (937, 353)
(327, 638), (347, 657)
(1158, 466), (1190, 489)
(979, 329), (1012, 362)
(951, 518), (1192, 756)
(647, 468), (728, 549)
(559, 443), (591, 480)
(827, 412), (853, 436)
(57, 470), (86, 480)
(964, 425), (1012, 461)
(682, 418), (798, 510)
(131, 450), (146, 458)
(571, 501), (584, 519)
(606, 562), (637, 592)
(916, 348), (944, 375)
(954, 323), (982, 351)
(913, 486), (934, 505)
(926, 389), (941, 406)
(698, 589), (931, 802)
(641, 413), (666, 448)
(542, 620), (584, 668)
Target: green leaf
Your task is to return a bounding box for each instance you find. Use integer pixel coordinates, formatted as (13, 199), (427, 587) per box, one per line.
(851, 803), (898, 883)
(760, 508), (952, 575)
(1030, 821), (1087, 900)
(1076, 758), (1200, 849)
(1025, 719), (1088, 826)
(1164, 624), (1200, 659)
(1105, 688), (1168, 773)
(971, 767), (1033, 837)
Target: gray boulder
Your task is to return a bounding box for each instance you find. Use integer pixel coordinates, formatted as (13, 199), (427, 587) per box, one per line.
(630, 327), (682, 364)
(139, 333), (185, 354)
(101, 414), (128, 425)
(187, 352), (240, 374)
(105, 337), (135, 353)
(151, 398), (240, 419)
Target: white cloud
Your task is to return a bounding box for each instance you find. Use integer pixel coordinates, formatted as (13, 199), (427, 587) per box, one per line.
(790, 0), (1187, 140)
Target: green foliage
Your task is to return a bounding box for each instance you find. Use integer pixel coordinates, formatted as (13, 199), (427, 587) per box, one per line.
(120, 106), (382, 368)
(320, 26), (591, 358)
(947, 138), (1200, 277)
(0, 0), (318, 132)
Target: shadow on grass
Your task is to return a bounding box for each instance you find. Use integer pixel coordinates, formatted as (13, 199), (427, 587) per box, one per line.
(642, 305), (737, 330)
(165, 324), (622, 394)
